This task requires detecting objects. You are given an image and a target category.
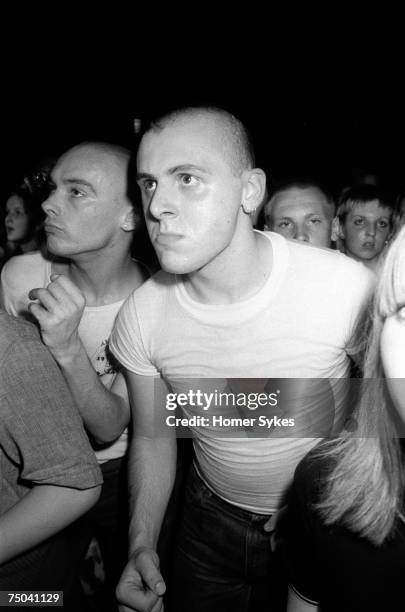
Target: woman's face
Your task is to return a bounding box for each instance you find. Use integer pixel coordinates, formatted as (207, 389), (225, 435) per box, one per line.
(5, 195), (30, 243)
(342, 201), (392, 263)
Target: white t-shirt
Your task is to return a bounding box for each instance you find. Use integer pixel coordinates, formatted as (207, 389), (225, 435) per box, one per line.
(109, 232), (375, 513)
(1, 251), (127, 464)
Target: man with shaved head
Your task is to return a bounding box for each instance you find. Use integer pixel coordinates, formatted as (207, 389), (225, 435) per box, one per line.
(149, 106), (256, 175)
(1, 142), (149, 611)
(264, 180), (337, 248)
(110, 107), (374, 611)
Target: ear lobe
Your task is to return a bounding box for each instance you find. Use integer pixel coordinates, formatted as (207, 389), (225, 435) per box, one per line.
(241, 169), (267, 215)
(241, 201), (257, 215)
(122, 208), (137, 232)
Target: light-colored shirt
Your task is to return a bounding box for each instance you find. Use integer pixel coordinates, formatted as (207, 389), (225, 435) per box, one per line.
(110, 232), (375, 513)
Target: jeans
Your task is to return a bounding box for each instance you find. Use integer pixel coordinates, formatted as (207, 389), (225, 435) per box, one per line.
(169, 463), (287, 612)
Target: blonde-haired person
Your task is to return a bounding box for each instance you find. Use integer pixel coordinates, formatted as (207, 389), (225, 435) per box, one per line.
(284, 225), (405, 612)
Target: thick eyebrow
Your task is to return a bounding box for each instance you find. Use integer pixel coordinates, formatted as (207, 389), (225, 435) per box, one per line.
(136, 164), (211, 182)
(63, 178), (97, 195)
(275, 216), (294, 222)
(168, 164), (211, 176)
(136, 172), (155, 182)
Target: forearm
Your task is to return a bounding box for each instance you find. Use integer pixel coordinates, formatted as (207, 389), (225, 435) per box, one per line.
(0, 484), (101, 565)
(53, 341), (129, 444)
(128, 436), (177, 555)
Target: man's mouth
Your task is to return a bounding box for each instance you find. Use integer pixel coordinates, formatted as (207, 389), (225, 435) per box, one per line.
(44, 223), (63, 233)
(155, 232), (182, 246)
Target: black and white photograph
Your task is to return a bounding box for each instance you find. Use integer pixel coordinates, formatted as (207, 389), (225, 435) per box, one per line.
(1, 68), (404, 612)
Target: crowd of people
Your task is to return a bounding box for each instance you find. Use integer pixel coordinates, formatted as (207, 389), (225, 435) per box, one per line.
(0, 106), (404, 612)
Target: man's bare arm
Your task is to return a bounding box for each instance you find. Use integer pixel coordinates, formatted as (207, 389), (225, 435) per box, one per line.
(116, 371), (177, 612)
(28, 274), (129, 444)
(0, 484), (101, 565)
(54, 346), (130, 444)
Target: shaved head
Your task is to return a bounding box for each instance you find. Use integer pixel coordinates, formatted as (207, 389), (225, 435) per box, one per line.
(145, 106), (255, 176)
(62, 141), (131, 174)
(56, 142), (136, 208)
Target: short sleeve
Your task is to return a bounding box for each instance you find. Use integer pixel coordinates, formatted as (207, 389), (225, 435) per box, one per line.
(1, 253), (49, 319)
(109, 291), (159, 376)
(1, 259), (20, 316)
(1, 338), (102, 490)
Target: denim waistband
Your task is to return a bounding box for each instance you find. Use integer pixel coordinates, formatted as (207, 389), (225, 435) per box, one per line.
(191, 461), (272, 524)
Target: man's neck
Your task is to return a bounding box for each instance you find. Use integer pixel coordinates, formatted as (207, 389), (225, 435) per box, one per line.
(183, 230), (272, 305)
(53, 250), (136, 306)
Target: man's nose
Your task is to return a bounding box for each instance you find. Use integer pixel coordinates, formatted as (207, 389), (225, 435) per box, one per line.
(42, 192), (60, 216)
(295, 225), (309, 242)
(148, 185), (177, 220)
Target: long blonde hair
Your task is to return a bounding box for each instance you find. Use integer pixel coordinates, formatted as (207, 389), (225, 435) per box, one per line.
(317, 226), (405, 545)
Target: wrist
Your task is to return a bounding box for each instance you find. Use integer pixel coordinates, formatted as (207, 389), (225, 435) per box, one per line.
(128, 530), (157, 557)
(129, 545), (156, 559)
(50, 339), (84, 366)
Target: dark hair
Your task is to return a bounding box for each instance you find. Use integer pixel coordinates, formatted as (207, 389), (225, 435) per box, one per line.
(337, 185), (395, 224)
(396, 190), (405, 218)
(6, 184), (46, 232)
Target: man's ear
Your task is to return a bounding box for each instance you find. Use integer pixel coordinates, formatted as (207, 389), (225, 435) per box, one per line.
(331, 216), (344, 242)
(121, 207), (137, 232)
(241, 168), (267, 215)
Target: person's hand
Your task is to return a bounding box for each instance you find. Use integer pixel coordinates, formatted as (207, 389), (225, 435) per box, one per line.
(263, 506), (287, 552)
(116, 547), (165, 612)
(28, 274), (85, 361)
(263, 513), (278, 552)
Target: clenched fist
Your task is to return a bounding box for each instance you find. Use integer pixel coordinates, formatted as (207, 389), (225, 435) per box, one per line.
(28, 274), (86, 362)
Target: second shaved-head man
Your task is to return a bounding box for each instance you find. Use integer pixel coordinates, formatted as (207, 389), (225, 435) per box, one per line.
(264, 180), (336, 248)
(1, 142), (149, 611)
(110, 107), (374, 612)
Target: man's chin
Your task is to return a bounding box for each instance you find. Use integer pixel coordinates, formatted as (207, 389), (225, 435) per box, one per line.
(158, 253), (199, 275)
(46, 244), (65, 257)
(45, 241), (75, 259)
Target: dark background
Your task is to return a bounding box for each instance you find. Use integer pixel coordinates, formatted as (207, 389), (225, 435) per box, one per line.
(2, 72), (404, 205)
